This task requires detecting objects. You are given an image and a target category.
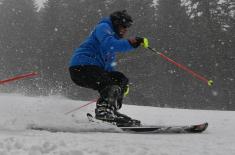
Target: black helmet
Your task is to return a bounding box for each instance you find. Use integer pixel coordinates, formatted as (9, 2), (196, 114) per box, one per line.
(110, 10), (133, 28)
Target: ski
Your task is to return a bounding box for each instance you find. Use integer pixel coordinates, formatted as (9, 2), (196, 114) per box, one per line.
(87, 113), (208, 134)
(28, 113), (208, 134)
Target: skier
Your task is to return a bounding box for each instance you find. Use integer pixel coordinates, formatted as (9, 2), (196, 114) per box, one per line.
(69, 10), (148, 126)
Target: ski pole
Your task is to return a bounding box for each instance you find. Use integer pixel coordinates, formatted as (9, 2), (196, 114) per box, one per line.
(147, 47), (214, 87)
(64, 98), (98, 115)
(0, 72), (38, 84)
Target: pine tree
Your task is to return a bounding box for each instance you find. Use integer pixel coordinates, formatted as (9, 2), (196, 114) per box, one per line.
(156, 0), (192, 53)
(154, 0), (193, 106)
(38, 0), (108, 95)
(38, 0), (67, 94)
(186, 0), (235, 109)
(0, 0), (39, 92)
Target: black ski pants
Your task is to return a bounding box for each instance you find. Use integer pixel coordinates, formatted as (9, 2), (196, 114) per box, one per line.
(69, 65), (129, 102)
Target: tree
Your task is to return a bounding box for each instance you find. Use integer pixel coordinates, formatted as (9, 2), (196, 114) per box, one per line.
(154, 0), (194, 106)
(0, 0), (39, 93)
(156, 0), (192, 53)
(186, 0), (235, 109)
(38, 0), (108, 95)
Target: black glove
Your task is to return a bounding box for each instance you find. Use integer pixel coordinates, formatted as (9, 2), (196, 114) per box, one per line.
(128, 37), (144, 48)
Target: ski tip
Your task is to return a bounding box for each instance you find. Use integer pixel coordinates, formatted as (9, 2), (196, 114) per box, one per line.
(201, 122), (209, 132)
(203, 122), (208, 127)
(192, 122), (208, 133)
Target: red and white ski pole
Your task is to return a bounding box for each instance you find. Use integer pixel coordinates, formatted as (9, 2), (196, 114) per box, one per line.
(0, 72), (38, 85)
(147, 47), (214, 87)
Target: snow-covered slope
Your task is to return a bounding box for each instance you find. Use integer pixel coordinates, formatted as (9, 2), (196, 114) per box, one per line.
(0, 93), (234, 155)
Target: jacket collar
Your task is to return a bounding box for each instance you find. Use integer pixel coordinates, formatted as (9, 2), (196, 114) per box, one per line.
(98, 17), (120, 39)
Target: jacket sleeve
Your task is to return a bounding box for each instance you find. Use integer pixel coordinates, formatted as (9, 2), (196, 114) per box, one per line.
(95, 23), (134, 53)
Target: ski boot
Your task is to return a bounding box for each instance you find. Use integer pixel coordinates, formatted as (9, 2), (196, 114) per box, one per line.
(95, 102), (141, 127)
(95, 98), (117, 122)
(95, 85), (141, 127)
(114, 111), (141, 127)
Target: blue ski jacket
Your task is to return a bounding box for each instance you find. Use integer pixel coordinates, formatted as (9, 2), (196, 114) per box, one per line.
(69, 17), (134, 71)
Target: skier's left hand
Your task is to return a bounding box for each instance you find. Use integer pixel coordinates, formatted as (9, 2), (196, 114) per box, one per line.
(140, 37), (149, 48)
(128, 37), (149, 48)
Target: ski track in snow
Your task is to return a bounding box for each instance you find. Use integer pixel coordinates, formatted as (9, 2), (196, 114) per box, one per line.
(0, 93), (235, 155)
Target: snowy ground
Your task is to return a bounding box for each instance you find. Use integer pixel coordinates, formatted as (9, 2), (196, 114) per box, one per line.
(0, 93), (234, 155)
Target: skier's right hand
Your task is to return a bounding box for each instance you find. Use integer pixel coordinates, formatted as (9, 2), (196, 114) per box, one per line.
(128, 37), (149, 48)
